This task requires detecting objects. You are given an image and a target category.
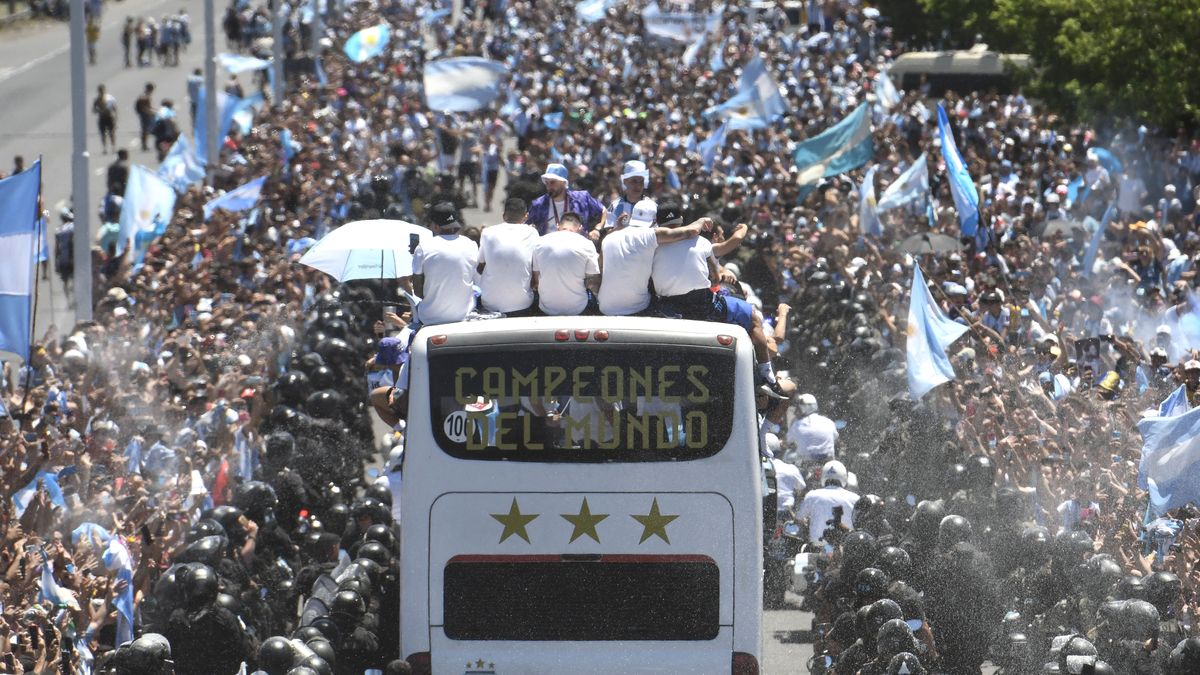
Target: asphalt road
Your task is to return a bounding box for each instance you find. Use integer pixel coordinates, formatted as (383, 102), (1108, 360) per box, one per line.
(0, 0), (215, 338)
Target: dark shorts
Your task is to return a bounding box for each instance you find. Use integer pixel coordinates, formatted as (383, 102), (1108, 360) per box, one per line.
(458, 161), (478, 178)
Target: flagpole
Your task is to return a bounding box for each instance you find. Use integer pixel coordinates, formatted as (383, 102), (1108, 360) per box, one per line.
(69, 0), (92, 323)
(271, 0), (285, 105)
(204, 0), (219, 183)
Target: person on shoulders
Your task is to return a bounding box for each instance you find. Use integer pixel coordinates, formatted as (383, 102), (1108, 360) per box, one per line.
(526, 163), (606, 239)
(478, 198), (539, 316)
(532, 212), (600, 316)
(599, 198), (711, 316)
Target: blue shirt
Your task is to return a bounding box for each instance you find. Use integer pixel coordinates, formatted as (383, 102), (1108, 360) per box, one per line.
(527, 190), (605, 235)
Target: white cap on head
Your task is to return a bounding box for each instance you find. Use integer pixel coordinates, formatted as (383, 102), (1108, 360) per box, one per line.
(763, 432), (781, 459)
(627, 198), (657, 228)
(1186, 360), (1200, 372)
(621, 159), (649, 187)
(822, 460), (847, 487)
(796, 393), (818, 416)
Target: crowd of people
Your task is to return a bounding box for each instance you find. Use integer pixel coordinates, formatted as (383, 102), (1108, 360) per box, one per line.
(4, 0), (1200, 672)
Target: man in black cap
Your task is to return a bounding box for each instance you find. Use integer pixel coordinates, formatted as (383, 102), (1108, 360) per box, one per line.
(406, 202), (479, 326)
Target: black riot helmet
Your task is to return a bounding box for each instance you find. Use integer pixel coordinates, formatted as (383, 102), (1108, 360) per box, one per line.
(964, 454), (994, 491)
(204, 505), (246, 539)
(841, 530), (879, 571)
(324, 502), (350, 535)
(299, 655), (332, 675)
(855, 494), (885, 521)
(937, 515), (972, 550)
(1167, 637), (1200, 674)
(876, 618), (918, 660)
(1145, 571), (1183, 614)
(1119, 599), (1161, 642)
(1021, 526), (1052, 564)
(308, 365), (335, 390)
(364, 523), (395, 550)
(864, 599), (904, 640)
(994, 486), (1023, 519)
(266, 431), (296, 461)
(258, 636), (295, 675)
(309, 617), (341, 645)
(274, 371), (311, 406)
(1081, 555), (1123, 600)
(187, 518), (226, 543)
(175, 535), (229, 567)
(1113, 575), (1147, 601)
(305, 390), (345, 420)
(292, 626), (324, 642)
(887, 652), (926, 675)
(855, 567), (890, 604)
(181, 563), (219, 610)
(305, 639), (337, 669)
(286, 667), (319, 675)
(357, 541), (392, 567)
(874, 546), (912, 583)
(908, 500), (945, 543)
(364, 482), (393, 506)
(236, 481), (278, 520)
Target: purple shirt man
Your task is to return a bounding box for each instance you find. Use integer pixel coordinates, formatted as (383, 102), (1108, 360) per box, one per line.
(526, 163), (606, 237)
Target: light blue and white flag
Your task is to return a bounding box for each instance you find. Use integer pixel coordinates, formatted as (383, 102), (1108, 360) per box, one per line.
(229, 92), (265, 135)
(423, 57), (509, 112)
(699, 122), (727, 172)
(217, 52), (272, 74)
(119, 165), (176, 255)
(874, 68), (901, 110)
(1089, 147), (1124, 175)
(709, 37), (726, 72)
(157, 134), (206, 192)
(906, 265), (970, 400)
(792, 104), (874, 191)
(124, 437), (143, 475)
(71, 522), (113, 549)
(703, 88), (768, 130)
(102, 536), (135, 646)
(1159, 384), (1191, 419)
(858, 165), (882, 237)
(682, 32), (706, 67)
(343, 23), (391, 63)
(12, 471), (67, 517)
(543, 111), (564, 130)
(195, 86), (245, 164)
(936, 103), (980, 238)
(203, 175), (266, 221)
(576, 0), (615, 23)
(642, 1), (724, 42)
(38, 549), (79, 610)
(1137, 405), (1200, 515)
(877, 153), (929, 211)
(738, 55), (786, 119)
(1080, 202), (1116, 277)
(420, 6), (452, 23)
(0, 159), (40, 362)
(235, 426), (257, 481)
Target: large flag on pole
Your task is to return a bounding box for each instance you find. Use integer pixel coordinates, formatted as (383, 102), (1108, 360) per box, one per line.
(877, 153), (929, 211)
(1137, 405), (1200, 516)
(119, 166), (176, 255)
(792, 104), (874, 192)
(936, 103), (980, 238)
(703, 55), (787, 129)
(217, 53), (272, 74)
(157, 134), (206, 192)
(906, 266), (969, 400)
(0, 159), (40, 362)
(343, 23), (391, 63)
(699, 122), (728, 172)
(423, 58), (510, 112)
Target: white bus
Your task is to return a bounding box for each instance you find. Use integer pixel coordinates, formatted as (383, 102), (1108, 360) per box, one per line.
(399, 316), (763, 675)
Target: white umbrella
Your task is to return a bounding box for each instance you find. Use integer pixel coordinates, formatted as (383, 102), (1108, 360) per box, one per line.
(298, 219), (433, 282)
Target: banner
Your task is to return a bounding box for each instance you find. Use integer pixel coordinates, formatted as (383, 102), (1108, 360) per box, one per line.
(642, 2), (724, 42)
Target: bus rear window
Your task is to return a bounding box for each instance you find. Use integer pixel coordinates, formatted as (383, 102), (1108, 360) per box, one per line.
(443, 556), (720, 641)
(427, 345), (736, 461)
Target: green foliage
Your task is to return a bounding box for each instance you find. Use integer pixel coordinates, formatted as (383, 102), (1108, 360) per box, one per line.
(881, 0), (1200, 128)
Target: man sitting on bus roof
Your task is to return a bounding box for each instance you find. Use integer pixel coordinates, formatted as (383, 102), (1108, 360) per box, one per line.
(478, 197), (539, 317)
(649, 199), (786, 398)
(532, 212), (601, 315)
(407, 201), (479, 327)
(598, 198), (712, 316)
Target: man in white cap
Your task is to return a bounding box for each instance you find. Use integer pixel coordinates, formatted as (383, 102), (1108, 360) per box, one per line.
(525, 162), (606, 238)
(598, 199), (712, 316)
(406, 202), (479, 326)
(607, 160), (652, 229)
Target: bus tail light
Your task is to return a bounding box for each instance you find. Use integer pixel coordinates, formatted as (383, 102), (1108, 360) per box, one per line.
(406, 652), (431, 675)
(593, 329), (609, 341)
(554, 329), (570, 341)
(717, 334), (734, 346)
(574, 329), (590, 341)
(429, 335), (448, 346)
(732, 652), (759, 675)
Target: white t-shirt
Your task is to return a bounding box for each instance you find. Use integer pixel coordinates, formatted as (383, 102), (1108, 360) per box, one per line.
(478, 222), (539, 313)
(651, 236), (714, 298)
(599, 227), (658, 315)
(785, 413), (839, 463)
(412, 234), (479, 326)
(533, 230), (599, 315)
(797, 486), (857, 543)
(770, 458), (806, 513)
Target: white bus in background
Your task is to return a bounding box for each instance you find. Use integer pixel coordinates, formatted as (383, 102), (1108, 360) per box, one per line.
(399, 316), (763, 675)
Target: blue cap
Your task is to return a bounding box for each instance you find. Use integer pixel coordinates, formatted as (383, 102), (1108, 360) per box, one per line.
(541, 163), (569, 184)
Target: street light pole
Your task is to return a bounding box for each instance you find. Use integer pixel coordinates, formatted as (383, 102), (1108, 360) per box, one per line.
(69, 0), (92, 322)
(204, 0), (218, 181)
(271, 0), (285, 104)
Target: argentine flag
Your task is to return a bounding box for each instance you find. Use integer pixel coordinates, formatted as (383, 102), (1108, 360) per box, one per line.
(1137, 404), (1200, 516)
(0, 159), (40, 362)
(877, 153), (929, 212)
(906, 266), (969, 400)
(1158, 384), (1191, 419)
(343, 23), (391, 63)
(204, 176), (267, 221)
(158, 134), (206, 193)
(699, 122), (727, 172)
(858, 165), (882, 237)
(576, 0), (615, 23)
(936, 104), (980, 238)
(423, 57), (509, 112)
(118, 166), (176, 255)
(792, 104), (874, 191)
(217, 52), (272, 74)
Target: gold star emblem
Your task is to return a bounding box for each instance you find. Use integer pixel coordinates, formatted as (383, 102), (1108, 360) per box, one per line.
(561, 497), (608, 543)
(490, 498), (538, 544)
(475, 659), (486, 668)
(631, 498), (679, 544)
